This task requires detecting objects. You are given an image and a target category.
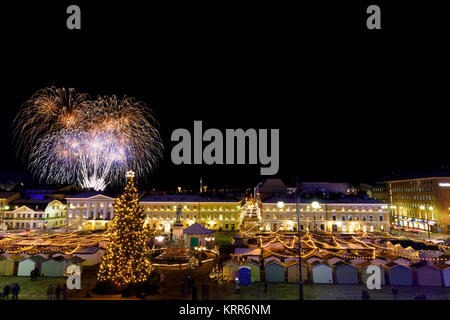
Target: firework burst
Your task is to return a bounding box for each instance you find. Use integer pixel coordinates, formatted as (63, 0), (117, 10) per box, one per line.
(14, 87), (164, 190)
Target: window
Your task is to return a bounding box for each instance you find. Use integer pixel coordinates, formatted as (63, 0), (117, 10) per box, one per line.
(341, 215), (346, 221)
(369, 215), (373, 221)
(379, 215), (383, 221)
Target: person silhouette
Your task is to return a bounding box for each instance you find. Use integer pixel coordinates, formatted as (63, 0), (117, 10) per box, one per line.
(12, 283), (20, 300)
(3, 284), (10, 300)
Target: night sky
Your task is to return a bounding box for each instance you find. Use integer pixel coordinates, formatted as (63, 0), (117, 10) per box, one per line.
(1, 2), (449, 191)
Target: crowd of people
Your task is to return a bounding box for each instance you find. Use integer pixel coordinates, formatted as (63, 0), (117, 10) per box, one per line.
(177, 275), (211, 300)
(47, 284), (67, 300)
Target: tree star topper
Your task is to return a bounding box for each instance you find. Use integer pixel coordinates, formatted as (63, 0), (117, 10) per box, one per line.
(126, 170), (135, 178)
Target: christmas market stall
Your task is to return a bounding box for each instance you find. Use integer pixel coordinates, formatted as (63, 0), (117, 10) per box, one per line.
(222, 259), (239, 280)
(358, 261), (385, 285)
(434, 262), (450, 287)
(333, 261), (359, 284)
(383, 262), (413, 286)
(243, 260), (261, 282)
(264, 260), (285, 282)
(310, 261), (333, 284)
(17, 255), (46, 276)
(0, 254), (24, 276)
(72, 246), (105, 266)
(286, 261), (308, 283)
(183, 223), (215, 249)
(40, 256), (68, 277)
(411, 261), (443, 287)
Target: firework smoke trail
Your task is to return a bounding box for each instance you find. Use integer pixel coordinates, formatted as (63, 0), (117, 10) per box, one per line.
(15, 87), (164, 190)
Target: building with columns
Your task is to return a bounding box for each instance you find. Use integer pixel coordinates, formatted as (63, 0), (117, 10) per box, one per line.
(66, 192), (242, 231)
(66, 192), (116, 230)
(141, 194), (241, 232)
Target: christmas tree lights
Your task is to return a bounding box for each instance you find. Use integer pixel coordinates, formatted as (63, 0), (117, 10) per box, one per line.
(96, 170), (152, 289)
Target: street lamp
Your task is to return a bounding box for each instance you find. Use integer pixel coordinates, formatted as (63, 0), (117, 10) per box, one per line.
(277, 201), (285, 209)
(419, 205), (432, 239)
(311, 201), (320, 209)
(311, 201), (320, 231)
(295, 177), (304, 301)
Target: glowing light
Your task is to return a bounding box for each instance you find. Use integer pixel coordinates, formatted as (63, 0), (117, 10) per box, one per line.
(277, 201), (284, 209)
(311, 201), (320, 209)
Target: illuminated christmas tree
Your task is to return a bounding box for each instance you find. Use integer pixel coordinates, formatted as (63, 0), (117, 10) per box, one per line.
(96, 170), (152, 290)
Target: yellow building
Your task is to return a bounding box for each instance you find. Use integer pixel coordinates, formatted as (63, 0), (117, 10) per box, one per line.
(3, 199), (66, 230)
(66, 192), (242, 232)
(387, 175), (450, 234)
(140, 194), (241, 232)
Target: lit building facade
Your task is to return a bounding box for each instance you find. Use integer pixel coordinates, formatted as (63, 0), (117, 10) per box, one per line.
(2, 199), (66, 230)
(141, 195), (241, 232)
(387, 176), (450, 234)
(66, 192), (242, 231)
(260, 198), (390, 233)
(66, 192), (116, 230)
(371, 181), (389, 203)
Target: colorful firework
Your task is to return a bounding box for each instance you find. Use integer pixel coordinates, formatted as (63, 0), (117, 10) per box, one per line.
(14, 87), (164, 190)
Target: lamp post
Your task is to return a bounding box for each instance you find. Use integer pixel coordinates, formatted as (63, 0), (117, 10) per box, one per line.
(420, 205), (432, 239)
(311, 201), (320, 232)
(296, 177), (304, 301)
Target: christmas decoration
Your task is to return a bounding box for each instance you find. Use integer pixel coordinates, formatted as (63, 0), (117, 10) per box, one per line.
(96, 171), (152, 290)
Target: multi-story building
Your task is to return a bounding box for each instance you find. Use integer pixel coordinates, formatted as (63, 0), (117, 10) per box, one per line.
(254, 178), (390, 233)
(66, 192), (242, 231)
(371, 181), (389, 203)
(387, 175), (450, 234)
(66, 192), (117, 230)
(260, 197), (389, 233)
(141, 194), (241, 232)
(2, 199), (66, 230)
(0, 192), (21, 230)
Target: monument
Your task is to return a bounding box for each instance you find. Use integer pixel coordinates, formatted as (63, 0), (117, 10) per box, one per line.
(154, 205), (192, 265)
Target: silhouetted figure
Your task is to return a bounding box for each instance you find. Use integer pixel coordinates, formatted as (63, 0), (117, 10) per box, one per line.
(34, 267), (39, 280)
(415, 293), (427, 300)
(192, 285), (198, 300)
(361, 290), (370, 300)
(263, 282), (268, 297)
(187, 276), (193, 295)
(205, 284), (210, 300)
(12, 283), (20, 300)
(180, 282), (186, 297)
(235, 280), (240, 294)
(55, 285), (61, 300)
(30, 269), (34, 281)
(160, 273), (166, 288)
(392, 287), (398, 300)
(47, 284), (54, 300)
(3, 285), (10, 300)
(62, 284), (67, 300)
(202, 284), (206, 300)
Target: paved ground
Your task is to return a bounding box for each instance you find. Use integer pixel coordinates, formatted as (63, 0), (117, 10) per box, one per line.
(81, 262), (450, 300)
(209, 282), (450, 300)
(2, 269), (450, 300)
(0, 276), (66, 300)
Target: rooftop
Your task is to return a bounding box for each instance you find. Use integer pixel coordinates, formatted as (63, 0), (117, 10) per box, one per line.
(183, 222), (215, 235)
(262, 195), (385, 204)
(141, 194), (240, 203)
